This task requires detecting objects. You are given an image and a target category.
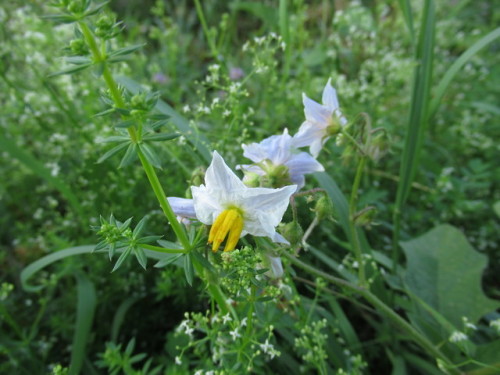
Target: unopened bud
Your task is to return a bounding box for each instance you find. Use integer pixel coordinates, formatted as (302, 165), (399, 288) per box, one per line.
(281, 221), (304, 246)
(353, 206), (377, 226)
(314, 195), (334, 221)
(69, 39), (87, 55)
(366, 130), (389, 162)
(242, 171), (260, 187)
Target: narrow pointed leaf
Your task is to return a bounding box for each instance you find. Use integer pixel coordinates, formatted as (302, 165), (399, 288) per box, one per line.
(84, 1), (110, 16)
(139, 143), (162, 169)
(112, 246), (132, 272)
(98, 136), (130, 143)
(135, 247), (148, 270)
(183, 254), (194, 286)
(191, 250), (216, 273)
(133, 217), (147, 238)
(157, 240), (184, 250)
(137, 235), (163, 244)
(119, 143), (138, 168)
(48, 64), (92, 77)
(115, 119), (136, 128)
(108, 44), (146, 57)
(97, 141), (129, 164)
(154, 254), (182, 268)
(142, 132), (180, 142)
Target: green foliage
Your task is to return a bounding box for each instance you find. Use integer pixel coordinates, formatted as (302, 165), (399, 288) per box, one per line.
(1, 0), (499, 374)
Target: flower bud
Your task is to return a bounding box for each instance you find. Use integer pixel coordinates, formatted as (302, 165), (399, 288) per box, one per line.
(281, 221), (304, 246)
(314, 195), (334, 221)
(69, 39), (88, 55)
(353, 206), (377, 226)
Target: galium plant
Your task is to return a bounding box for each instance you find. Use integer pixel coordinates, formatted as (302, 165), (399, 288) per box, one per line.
(2, 0), (499, 374)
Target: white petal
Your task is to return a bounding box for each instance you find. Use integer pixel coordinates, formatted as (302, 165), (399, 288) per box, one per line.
(242, 142), (267, 163)
(272, 232), (289, 244)
(237, 164), (265, 176)
(167, 197), (196, 218)
(322, 78), (340, 110)
(309, 137), (328, 158)
(262, 253), (284, 278)
(302, 93), (331, 125)
(293, 121), (325, 148)
(191, 185), (222, 225)
(286, 152), (324, 175)
(205, 151), (246, 194)
(240, 185), (296, 238)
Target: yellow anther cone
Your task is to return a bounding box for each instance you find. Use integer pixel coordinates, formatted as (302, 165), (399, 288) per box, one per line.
(208, 208), (244, 252)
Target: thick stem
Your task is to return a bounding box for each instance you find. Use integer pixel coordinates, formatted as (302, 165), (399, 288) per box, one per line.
(283, 252), (459, 374)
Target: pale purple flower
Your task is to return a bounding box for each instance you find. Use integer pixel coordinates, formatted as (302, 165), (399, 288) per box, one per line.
(239, 129), (324, 190)
(293, 78), (347, 158)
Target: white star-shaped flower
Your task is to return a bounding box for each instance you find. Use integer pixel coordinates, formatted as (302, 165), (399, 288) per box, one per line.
(238, 129), (324, 190)
(293, 78), (347, 158)
(191, 151), (296, 252)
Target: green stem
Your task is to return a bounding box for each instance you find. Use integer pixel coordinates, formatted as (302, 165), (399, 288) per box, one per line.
(193, 0), (218, 58)
(349, 156), (367, 286)
(283, 252), (459, 374)
(140, 243), (188, 254)
(79, 21), (190, 250)
(137, 150), (191, 250)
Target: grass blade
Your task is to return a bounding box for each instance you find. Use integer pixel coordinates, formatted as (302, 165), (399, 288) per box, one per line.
(398, 0), (415, 44)
(393, 0), (435, 260)
(69, 273), (97, 375)
(429, 27), (500, 119)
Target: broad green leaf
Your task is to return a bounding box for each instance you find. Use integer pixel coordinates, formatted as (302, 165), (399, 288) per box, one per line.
(69, 273), (96, 375)
(473, 340), (500, 372)
(401, 224), (499, 327)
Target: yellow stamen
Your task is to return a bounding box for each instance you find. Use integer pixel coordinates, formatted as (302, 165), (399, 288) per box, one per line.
(208, 208), (244, 252)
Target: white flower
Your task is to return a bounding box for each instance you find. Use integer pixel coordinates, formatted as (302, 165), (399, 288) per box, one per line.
(261, 252), (284, 278)
(229, 328), (241, 340)
(222, 313), (232, 324)
(239, 129), (324, 190)
(293, 78), (347, 158)
(191, 151), (296, 252)
(449, 331), (468, 343)
(175, 356), (182, 365)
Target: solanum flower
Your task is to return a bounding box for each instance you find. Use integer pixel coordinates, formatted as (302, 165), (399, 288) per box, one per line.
(293, 78), (347, 158)
(238, 129), (324, 189)
(192, 151), (296, 252)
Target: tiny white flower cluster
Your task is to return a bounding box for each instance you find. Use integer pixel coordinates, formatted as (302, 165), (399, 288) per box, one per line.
(449, 331), (468, 343)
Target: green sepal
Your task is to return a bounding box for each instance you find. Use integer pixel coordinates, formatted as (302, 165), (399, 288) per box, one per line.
(119, 143), (138, 168)
(137, 235), (163, 244)
(97, 141), (129, 164)
(139, 143), (162, 169)
(108, 44), (145, 57)
(48, 63), (92, 77)
(157, 240), (184, 250)
(134, 247), (147, 270)
(154, 254), (182, 268)
(84, 1), (109, 16)
(112, 245), (132, 271)
(132, 217), (147, 238)
(142, 132), (180, 142)
(183, 254), (194, 286)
